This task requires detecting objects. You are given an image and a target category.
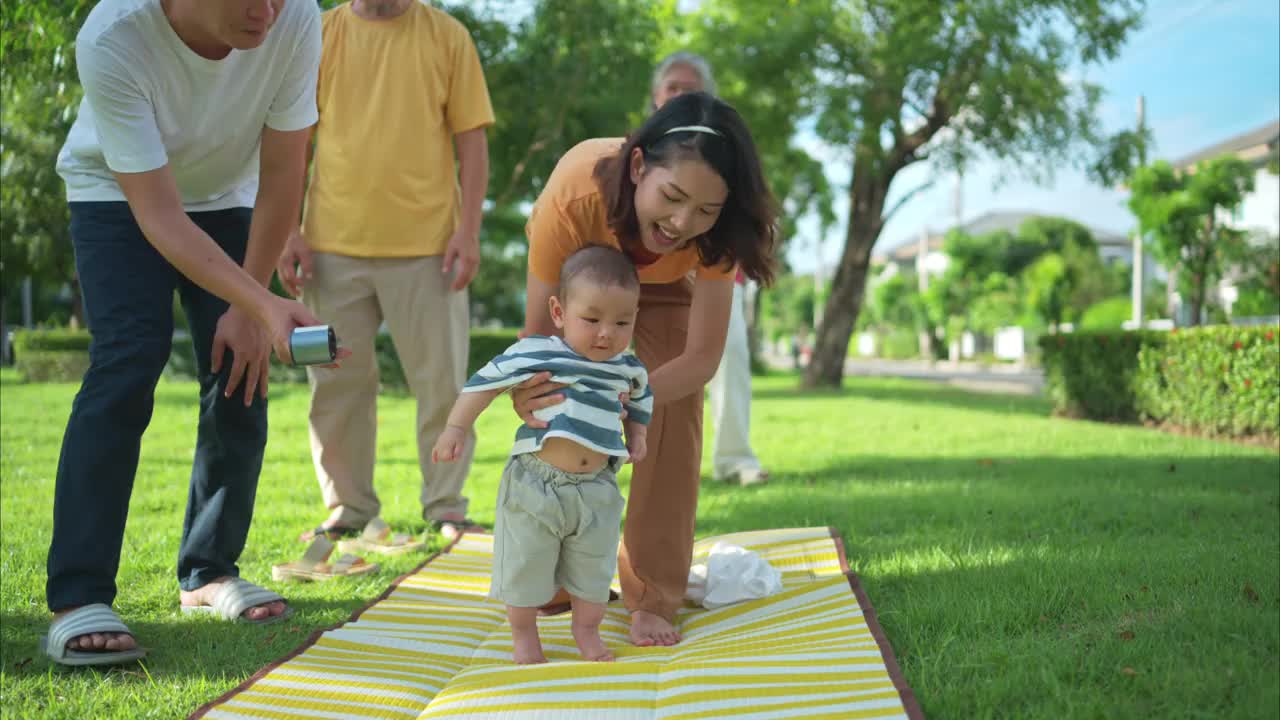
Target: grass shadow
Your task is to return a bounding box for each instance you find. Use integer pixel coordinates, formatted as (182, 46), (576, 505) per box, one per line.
(692, 453), (1280, 559)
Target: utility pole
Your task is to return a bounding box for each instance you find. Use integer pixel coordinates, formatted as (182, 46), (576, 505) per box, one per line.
(917, 228), (931, 360)
(916, 228), (929, 293)
(1131, 95), (1147, 327)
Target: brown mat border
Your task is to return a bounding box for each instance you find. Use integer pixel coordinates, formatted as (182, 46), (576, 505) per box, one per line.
(829, 527), (925, 720)
(191, 529), (924, 720)
(189, 534), (464, 720)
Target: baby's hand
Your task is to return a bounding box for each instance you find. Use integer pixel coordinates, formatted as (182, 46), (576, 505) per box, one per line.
(626, 432), (647, 465)
(432, 426), (467, 463)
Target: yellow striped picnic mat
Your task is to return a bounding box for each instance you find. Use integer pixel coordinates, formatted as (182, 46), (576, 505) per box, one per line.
(192, 527), (921, 720)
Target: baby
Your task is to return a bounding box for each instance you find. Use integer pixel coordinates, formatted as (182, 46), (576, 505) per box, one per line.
(433, 245), (651, 664)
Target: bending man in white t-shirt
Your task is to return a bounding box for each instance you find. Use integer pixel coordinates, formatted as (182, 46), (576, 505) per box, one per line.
(42, 0), (341, 667)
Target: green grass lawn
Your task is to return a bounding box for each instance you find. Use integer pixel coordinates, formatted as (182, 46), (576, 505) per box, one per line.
(1, 367), (1277, 719)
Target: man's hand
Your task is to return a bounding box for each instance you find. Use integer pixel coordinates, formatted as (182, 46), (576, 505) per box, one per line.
(212, 305), (272, 405)
(442, 227), (479, 292)
(276, 227), (314, 298)
(432, 425), (469, 463)
(257, 295), (351, 368)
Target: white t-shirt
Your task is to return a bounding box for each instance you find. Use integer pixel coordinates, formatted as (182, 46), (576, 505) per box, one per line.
(55, 0), (320, 211)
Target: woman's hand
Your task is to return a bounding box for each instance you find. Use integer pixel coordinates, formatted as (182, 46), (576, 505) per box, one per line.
(509, 371), (568, 428)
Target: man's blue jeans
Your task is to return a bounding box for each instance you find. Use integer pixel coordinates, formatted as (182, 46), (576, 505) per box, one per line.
(47, 201), (268, 611)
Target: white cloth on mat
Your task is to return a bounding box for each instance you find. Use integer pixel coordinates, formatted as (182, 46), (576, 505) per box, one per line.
(686, 541), (783, 609)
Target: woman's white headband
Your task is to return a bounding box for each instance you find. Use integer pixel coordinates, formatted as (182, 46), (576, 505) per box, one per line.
(664, 125), (722, 137)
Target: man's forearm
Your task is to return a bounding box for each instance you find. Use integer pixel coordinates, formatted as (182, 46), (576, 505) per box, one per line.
(243, 202), (295, 286)
(454, 127), (489, 237)
(114, 166), (275, 318)
(141, 211), (277, 312)
(248, 126), (312, 285)
(244, 165), (305, 285)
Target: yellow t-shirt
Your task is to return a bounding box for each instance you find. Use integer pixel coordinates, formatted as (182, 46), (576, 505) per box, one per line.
(526, 138), (736, 286)
(303, 2), (494, 258)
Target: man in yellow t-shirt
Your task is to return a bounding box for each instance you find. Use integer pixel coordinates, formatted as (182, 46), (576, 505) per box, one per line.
(276, 0), (494, 545)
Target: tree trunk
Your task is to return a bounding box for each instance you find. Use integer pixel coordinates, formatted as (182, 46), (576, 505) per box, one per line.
(1188, 258), (1208, 327)
(1188, 219), (1214, 327)
(803, 166), (891, 388)
(1188, 278), (1205, 327)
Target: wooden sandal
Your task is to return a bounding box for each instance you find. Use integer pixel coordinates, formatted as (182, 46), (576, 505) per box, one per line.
(272, 536), (380, 582)
(336, 517), (424, 556)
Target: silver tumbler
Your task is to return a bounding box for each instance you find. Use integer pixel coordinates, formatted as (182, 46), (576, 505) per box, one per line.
(289, 325), (338, 366)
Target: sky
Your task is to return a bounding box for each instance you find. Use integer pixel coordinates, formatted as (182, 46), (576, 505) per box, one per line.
(788, 0), (1280, 274)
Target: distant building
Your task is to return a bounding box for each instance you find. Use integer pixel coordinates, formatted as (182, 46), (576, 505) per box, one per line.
(1170, 119), (1280, 319)
(873, 210), (1158, 285)
(1172, 119), (1280, 238)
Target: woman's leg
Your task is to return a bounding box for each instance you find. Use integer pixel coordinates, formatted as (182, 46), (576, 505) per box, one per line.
(618, 277), (701, 645)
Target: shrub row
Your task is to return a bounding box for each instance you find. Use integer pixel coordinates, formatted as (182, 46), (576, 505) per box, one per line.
(12, 327), (523, 388)
(1039, 325), (1279, 439)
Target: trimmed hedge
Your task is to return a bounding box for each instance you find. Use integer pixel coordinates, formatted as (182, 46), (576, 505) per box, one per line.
(1039, 325), (1279, 439)
(167, 328), (522, 390)
(1039, 330), (1168, 421)
(165, 335), (309, 385)
(12, 328), (91, 353)
(1135, 326), (1280, 438)
(12, 329), (92, 382)
(15, 351), (92, 383)
(13, 326), (525, 387)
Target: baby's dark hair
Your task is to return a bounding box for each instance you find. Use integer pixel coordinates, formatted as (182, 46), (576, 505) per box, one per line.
(558, 245), (641, 300)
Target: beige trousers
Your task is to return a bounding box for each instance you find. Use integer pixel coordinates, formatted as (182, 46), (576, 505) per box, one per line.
(303, 253), (474, 527)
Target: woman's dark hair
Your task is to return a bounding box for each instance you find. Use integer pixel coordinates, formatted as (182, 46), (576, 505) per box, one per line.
(593, 92), (777, 285)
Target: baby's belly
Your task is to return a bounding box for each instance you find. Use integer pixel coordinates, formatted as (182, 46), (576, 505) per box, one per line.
(536, 437), (610, 473)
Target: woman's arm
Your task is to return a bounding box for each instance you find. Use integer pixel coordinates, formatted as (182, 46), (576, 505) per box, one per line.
(522, 271), (558, 338)
(646, 275), (734, 406)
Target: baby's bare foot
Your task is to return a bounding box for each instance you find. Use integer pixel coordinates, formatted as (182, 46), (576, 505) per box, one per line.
(511, 627), (547, 664)
(572, 622), (615, 662)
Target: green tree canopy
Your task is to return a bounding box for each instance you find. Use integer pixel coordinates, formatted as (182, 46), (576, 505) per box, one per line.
(1128, 156), (1255, 325)
(684, 0), (1145, 386)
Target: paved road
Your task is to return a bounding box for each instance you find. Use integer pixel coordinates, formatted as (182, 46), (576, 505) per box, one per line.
(763, 354), (1045, 396)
